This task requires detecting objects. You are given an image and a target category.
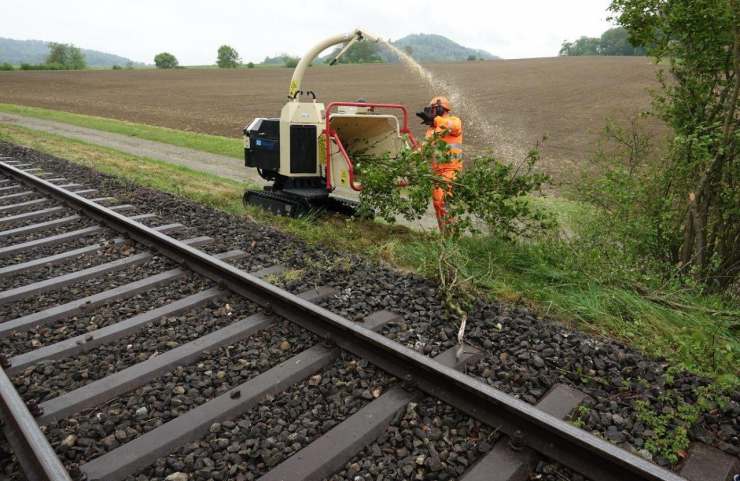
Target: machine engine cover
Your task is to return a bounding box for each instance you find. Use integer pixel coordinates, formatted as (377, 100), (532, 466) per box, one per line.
(244, 118), (280, 170)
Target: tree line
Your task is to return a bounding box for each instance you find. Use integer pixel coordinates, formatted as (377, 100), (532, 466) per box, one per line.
(559, 27), (647, 56)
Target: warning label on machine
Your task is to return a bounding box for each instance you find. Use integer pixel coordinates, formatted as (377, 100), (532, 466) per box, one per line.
(340, 170), (348, 187)
(318, 134), (327, 165)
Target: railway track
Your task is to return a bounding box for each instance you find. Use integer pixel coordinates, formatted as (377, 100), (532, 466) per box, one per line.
(0, 158), (733, 481)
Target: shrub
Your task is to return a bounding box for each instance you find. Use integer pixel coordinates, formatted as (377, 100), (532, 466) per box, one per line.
(154, 52), (179, 69)
(112, 64), (122, 70)
(125, 61), (134, 70)
(357, 132), (553, 238)
(467, 54), (476, 61)
(19, 62), (65, 71)
(0, 62), (13, 71)
(247, 62), (255, 68)
(283, 56), (299, 68)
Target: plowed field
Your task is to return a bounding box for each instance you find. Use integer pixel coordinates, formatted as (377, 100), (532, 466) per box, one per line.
(0, 57), (662, 179)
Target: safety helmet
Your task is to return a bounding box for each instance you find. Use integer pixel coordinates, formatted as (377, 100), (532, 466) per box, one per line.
(429, 96), (451, 111)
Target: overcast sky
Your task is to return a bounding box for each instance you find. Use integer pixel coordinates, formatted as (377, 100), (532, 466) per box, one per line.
(1, 0), (615, 65)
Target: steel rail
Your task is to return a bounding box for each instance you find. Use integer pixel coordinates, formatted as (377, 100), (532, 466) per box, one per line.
(0, 367), (72, 481)
(0, 161), (686, 481)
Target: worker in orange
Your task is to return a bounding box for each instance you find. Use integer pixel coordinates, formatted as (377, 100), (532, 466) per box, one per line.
(416, 96), (463, 230)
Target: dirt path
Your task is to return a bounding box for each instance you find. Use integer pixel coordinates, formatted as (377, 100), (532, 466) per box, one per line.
(0, 112), (441, 230)
(0, 112), (267, 186)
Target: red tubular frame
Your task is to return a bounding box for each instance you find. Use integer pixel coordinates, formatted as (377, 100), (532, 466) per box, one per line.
(324, 102), (417, 191)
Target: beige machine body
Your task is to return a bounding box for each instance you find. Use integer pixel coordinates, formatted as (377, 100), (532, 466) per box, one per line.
(242, 27), (416, 217)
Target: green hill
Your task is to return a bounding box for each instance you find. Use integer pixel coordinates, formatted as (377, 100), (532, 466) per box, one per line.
(0, 38), (145, 67)
(385, 34), (501, 62)
(315, 33), (501, 64)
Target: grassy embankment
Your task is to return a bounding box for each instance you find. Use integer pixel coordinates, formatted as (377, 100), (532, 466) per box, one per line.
(0, 108), (738, 384)
(0, 103), (242, 159)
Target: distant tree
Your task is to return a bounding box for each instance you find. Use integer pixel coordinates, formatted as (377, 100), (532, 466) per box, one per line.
(326, 42), (381, 64)
(125, 61), (134, 69)
(247, 61), (255, 68)
(217, 45), (241, 68)
(154, 52), (179, 69)
(559, 36), (601, 56)
(46, 42), (86, 70)
(0, 62), (13, 71)
(599, 27), (646, 55)
(112, 64), (122, 70)
(467, 54), (476, 61)
(282, 54), (300, 68)
(404, 45), (413, 57)
(559, 27), (646, 56)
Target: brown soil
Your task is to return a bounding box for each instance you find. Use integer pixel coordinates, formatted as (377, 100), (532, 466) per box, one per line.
(0, 57), (663, 180)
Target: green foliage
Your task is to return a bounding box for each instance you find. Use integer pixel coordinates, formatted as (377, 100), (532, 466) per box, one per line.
(404, 45), (413, 57)
(633, 381), (732, 463)
(154, 52), (178, 69)
(608, 0), (740, 287)
(574, 115), (675, 268)
(45, 42), (86, 70)
(357, 132), (553, 238)
(111, 64), (122, 70)
(634, 396), (695, 463)
(467, 54), (476, 61)
(326, 41), (382, 64)
(216, 45), (240, 68)
(0, 62), (12, 71)
(559, 27), (647, 56)
(125, 61), (134, 70)
(247, 61), (255, 68)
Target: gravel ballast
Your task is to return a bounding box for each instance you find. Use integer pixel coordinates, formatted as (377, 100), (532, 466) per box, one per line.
(45, 319), (318, 466)
(135, 356), (394, 481)
(1, 142), (738, 479)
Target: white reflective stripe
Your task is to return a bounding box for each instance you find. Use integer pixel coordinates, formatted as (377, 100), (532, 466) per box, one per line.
(447, 143), (463, 150)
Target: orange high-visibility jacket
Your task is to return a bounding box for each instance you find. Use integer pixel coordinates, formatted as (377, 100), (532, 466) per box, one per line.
(425, 114), (463, 172)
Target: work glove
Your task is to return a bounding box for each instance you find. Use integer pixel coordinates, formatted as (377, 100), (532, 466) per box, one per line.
(416, 107), (434, 125)
(416, 110), (434, 125)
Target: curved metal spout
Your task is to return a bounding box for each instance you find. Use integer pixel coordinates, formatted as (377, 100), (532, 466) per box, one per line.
(287, 27), (380, 101)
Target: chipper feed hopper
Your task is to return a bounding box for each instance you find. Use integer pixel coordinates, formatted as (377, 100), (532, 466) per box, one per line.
(243, 27), (418, 217)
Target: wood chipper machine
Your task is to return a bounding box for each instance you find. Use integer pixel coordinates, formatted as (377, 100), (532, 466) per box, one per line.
(243, 27), (418, 217)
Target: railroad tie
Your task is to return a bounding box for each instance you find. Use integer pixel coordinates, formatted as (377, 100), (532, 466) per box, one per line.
(0, 184), (21, 194)
(5, 264), (283, 376)
(78, 308), (397, 481)
(460, 384), (592, 481)
(259, 344), (485, 481)
(0, 222), (185, 279)
(0, 212), (153, 257)
(36, 285), (339, 426)
(0, 203), (132, 239)
(0, 235), (213, 305)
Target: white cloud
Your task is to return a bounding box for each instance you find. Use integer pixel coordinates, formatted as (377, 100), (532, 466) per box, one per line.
(0, 0), (615, 65)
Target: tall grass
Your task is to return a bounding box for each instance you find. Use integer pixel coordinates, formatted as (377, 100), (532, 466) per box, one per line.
(397, 233), (740, 380)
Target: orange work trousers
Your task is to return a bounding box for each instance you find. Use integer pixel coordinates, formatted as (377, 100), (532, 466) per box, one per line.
(432, 167), (460, 230)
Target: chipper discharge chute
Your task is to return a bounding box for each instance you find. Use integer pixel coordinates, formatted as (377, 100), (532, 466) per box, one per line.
(243, 27), (418, 218)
